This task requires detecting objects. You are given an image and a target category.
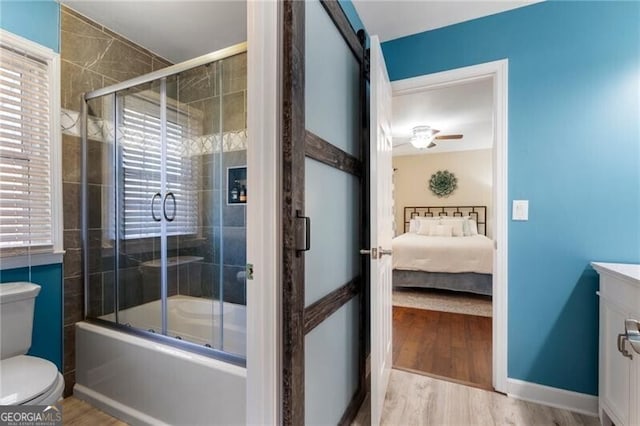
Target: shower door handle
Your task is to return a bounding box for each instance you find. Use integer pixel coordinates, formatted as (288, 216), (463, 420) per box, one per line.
(151, 192), (162, 222)
(163, 192), (176, 222)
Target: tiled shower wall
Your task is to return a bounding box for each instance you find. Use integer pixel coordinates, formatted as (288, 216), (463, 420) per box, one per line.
(175, 55), (248, 305)
(60, 5), (172, 396)
(111, 58), (249, 308)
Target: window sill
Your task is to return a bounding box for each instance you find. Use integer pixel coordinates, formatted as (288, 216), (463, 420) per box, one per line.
(0, 250), (65, 270)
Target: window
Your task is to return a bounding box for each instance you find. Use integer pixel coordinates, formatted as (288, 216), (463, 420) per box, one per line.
(0, 30), (61, 264)
(119, 92), (199, 239)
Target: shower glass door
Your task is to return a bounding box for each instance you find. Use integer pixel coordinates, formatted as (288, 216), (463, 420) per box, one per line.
(82, 44), (247, 363)
(114, 80), (165, 333)
(165, 63), (223, 350)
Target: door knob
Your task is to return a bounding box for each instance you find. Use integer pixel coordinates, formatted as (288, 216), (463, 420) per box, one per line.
(360, 248), (378, 259)
(378, 247), (392, 256)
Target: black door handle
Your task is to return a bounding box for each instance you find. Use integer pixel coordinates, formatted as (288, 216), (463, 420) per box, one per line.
(151, 192), (162, 222)
(296, 210), (310, 256)
(163, 192), (176, 222)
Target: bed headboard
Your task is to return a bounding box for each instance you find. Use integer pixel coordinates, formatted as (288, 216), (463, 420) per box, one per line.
(404, 206), (488, 236)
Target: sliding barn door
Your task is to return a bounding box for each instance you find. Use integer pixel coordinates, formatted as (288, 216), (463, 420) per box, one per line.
(281, 1), (368, 424)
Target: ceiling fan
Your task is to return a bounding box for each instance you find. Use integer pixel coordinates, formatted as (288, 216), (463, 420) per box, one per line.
(397, 125), (463, 149)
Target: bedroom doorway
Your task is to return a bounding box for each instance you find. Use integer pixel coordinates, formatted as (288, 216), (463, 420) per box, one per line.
(387, 60), (508, 393)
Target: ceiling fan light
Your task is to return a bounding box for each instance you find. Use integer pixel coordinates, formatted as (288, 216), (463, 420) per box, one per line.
(412, 125), (434, 139)
(409, 125), (437, 149)
(410, 135), (430, 149)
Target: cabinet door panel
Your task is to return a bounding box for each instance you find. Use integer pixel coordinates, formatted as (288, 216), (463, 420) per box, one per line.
(601, 301), (631, 425)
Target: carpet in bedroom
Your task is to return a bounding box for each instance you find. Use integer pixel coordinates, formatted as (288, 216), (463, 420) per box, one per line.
(392, 288), (492, 317)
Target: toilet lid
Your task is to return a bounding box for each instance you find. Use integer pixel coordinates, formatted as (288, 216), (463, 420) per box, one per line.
(0, 355), (59, 405)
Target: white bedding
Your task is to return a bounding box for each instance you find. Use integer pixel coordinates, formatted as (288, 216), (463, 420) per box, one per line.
(392, 233), (493, 274)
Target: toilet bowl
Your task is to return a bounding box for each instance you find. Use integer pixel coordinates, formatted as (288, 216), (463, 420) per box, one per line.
(0, 282), (65, 406)
(0, 356), (64, 405)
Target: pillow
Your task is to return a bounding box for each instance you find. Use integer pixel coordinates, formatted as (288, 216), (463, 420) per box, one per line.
(439, 217), (465, 237)
(449, 221), (464, 237)
(465, 217), (479, 236)
(417, 216), (439, 222)
(429, 224), (453, 237)
(411, 216), (439, 233)
(417, 219), (435, 235)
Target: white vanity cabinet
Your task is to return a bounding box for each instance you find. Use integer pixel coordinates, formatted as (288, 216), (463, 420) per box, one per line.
(593, 262), (640, 426)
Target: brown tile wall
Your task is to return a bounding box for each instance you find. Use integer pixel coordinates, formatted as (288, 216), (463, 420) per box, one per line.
(177, 54), (248, 305)
(60, 5), (172, 397)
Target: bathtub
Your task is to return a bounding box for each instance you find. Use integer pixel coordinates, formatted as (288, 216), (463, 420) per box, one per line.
(74, 296), (246, 425)
(101, 295), (246, 356)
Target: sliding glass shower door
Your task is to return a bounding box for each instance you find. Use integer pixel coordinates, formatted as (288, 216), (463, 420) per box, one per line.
(83, 46), (247, 361)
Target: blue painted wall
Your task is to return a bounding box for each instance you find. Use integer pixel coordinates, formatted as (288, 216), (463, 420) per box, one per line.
(338, 0), (366, 36)
(382, 1), (640, 395)
(0, 0), (60, 52)
(0, 265), (63, 370)
(0, 0), (63, 371)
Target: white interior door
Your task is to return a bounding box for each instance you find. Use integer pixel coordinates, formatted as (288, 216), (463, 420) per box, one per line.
(370, 35), (393, 426)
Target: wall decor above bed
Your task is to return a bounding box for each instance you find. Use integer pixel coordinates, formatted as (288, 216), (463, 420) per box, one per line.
(429, 170), (457, 197)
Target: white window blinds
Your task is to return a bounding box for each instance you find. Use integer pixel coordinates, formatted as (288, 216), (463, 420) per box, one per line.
(0, 44), (53, 253)
(119, 94), (198, 239)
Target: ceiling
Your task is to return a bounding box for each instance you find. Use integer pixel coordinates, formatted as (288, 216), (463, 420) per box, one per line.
(352, 0), (541, 42)
(62, 0), (514, 156)
(392, 78), (494, 157)
(61, 1), (246, 63)
(60, 1), (540, 63)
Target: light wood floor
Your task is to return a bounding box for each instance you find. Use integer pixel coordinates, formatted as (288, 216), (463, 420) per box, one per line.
(353, 369), (599, 426)
(63, 371), (599, 426)
(60, 397), (127, 426)
(393, 306), (492, 389)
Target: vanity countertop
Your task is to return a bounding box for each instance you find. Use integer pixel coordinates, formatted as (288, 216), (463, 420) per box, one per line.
(592, 262), (640, 286)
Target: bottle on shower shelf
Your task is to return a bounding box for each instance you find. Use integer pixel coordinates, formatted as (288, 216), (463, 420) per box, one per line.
(239, 185), (247, 202)
(230, 180), (239, 202)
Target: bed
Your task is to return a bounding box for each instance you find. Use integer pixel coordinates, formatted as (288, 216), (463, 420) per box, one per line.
(393, 206), (493, 296)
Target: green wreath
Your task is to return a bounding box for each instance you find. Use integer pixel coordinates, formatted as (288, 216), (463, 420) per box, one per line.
(429, 170), (457, 197)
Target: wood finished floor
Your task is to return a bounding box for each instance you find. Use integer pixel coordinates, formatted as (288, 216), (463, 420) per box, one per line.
(353, 369), (600, 426)
(63, 374), (599, 426)
(393, 306), (493, 390)
(60, 397), (127, 426)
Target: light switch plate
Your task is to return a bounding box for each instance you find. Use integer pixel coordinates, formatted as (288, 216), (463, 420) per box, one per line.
(513, 200), (529, 221)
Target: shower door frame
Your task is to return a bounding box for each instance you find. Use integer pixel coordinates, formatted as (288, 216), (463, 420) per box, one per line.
(81, 42), (248, 367)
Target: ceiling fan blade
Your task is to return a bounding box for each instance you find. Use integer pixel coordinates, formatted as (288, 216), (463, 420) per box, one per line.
(393, 142), (411, 148)
(434, 134), (463, 140)
(427, 141), (437, 149)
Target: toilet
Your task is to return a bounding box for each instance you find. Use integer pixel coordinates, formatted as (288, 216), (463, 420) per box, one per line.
(0, 282), (65, 405)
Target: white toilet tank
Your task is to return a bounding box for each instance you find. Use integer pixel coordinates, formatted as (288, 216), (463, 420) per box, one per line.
(0, 282), (41, 360)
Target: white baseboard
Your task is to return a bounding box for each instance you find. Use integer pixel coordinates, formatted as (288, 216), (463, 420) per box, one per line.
(506, 378), (598, 417)
(73, 384), (167, 426)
